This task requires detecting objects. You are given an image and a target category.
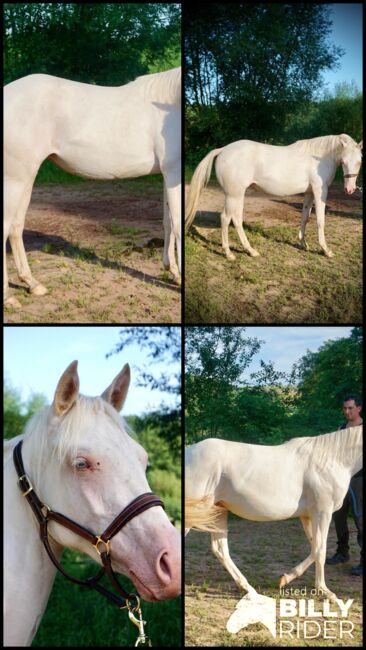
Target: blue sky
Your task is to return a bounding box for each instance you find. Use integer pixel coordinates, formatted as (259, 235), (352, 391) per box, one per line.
(4, 327), (180, 415)
(321, 4), (362, 93)
(242, 327), (354, 380)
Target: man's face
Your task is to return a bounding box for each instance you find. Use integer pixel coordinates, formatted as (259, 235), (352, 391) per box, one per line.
(342, 399), (362, 422)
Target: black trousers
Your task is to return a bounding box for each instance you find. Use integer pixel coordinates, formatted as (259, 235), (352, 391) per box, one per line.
(332, 476), (363, 561)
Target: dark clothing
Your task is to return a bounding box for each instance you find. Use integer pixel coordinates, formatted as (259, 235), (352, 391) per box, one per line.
(332, 423), (363, 560)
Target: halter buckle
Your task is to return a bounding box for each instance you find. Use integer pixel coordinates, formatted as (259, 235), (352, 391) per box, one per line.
(17, 474), (33, 497)
(127, 597), (152, 646)
(93, 535), (110, 556)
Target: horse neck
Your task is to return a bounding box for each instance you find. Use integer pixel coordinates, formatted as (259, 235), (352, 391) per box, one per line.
(4, 442), (60, 646)
(337, 427), (362, 475)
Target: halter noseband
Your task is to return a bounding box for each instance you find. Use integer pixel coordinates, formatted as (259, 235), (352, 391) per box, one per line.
(13, 439), (164, 610)
(343, 173), (358, 178)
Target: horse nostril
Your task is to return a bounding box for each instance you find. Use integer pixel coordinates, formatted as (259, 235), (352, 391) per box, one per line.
(156, 550), (172, 584)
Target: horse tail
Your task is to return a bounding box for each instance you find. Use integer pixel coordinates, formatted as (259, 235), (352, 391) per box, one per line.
(185, 148), (224, 231)
(185, 495), (226, 532)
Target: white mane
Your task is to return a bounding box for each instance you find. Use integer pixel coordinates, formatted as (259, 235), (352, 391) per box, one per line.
(292, 134), (357, 156)
(14, 396), (132, 485)
(127, 67), (181, 105)
(288, 425), (362, 470)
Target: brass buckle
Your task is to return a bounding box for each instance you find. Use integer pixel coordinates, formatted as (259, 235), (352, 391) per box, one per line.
(17, 474), (33, 497)
(93, 535), (110, 556)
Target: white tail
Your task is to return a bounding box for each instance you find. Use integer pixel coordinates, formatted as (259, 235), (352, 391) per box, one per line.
(185, 495), (226, 532)
(185, 148), (223, 231)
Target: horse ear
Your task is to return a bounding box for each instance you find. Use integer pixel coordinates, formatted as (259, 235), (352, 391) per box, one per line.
(53, 360), (79, 416)
(101, 363), (130, 412)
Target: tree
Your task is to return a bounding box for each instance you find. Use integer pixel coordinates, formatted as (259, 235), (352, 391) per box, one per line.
(4, 379), (47, 439)
(293, 327), (362, 432)
(185, 327), (262, 440)
(4, 4), (181, 84)
(185, 4), (346, 159)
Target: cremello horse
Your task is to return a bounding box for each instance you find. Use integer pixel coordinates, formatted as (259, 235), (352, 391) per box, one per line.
(4, 67), (181, 308)
(4, 361), (181, 646)
(185, 427), (362, 602)
(185, 134), (362, 259)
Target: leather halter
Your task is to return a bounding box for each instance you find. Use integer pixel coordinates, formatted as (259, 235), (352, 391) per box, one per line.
(344, 173), (358, 178)
(13, 439), (164, 609)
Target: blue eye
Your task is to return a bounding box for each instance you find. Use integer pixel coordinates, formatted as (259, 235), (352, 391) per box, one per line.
(74, 458), (89, 470)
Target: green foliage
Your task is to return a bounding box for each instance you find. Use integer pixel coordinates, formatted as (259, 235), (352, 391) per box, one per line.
(293, 326), (362, 432)
(185, 327), (363, 445)
(4, 4), (181, 85)
(185, 5), (362, 165)
(4, 379), (47, 439)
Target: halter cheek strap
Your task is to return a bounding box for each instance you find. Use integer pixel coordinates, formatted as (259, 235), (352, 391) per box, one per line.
(13, 440), (164, 609)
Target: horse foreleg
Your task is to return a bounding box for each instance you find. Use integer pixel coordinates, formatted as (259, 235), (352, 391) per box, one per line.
(211, 511), (258, 597)
(298, 193), (313, 250)
(162, 183), (173, 270)
(163, 173), (181, 285)
(312, 510), (337, 601)
(279, 516), (314, 587)
(7, 178), (47, 298)
(312, 184), (333, 257)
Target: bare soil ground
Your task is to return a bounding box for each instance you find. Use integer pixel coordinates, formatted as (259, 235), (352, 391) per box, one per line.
(5, 180), (181, 323)
(185, 517), (362, 647)
(185, 183), (362, 324)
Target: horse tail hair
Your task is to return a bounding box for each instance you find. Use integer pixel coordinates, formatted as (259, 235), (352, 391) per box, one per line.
(185, 148), (224, 231)
(185, 495), (226, 533)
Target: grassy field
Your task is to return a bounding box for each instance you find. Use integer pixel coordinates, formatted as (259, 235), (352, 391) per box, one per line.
(33, 550), (181, 647)
(5, 163), (180, 323)
(185, 178), (362, 324)
(185, 517), (362, 647)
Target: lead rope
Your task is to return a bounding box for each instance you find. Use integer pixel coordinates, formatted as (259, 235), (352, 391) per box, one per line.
(126, 596), (152, 646)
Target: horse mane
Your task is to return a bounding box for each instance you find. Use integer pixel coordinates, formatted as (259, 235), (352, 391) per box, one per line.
(128, 67), (181, 105)
(293, 425), (362, 471)
(292, 134), (357, 156)
(20, 396), (131, 485)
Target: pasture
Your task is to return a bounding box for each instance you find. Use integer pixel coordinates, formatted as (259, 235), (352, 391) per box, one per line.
(185, 181), (362, 324)
(185, 517), (362, 647)
(4, 176), (181, 323)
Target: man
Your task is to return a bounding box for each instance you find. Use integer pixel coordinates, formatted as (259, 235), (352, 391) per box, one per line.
(326, 395), (363, 576)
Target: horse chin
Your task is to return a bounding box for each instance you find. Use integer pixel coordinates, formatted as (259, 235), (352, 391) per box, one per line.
(129, 570), (160, 602)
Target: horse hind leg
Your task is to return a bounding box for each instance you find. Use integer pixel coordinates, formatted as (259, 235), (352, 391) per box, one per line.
(223, 193), (259, 259)
(211, 510), (258, 597)
(299, 192), (313, 250)
(279, 515), (314, 588)
(8, 180), (47, 298)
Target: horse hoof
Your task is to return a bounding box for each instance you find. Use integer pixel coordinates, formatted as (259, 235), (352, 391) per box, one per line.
(248, 249), (260, 257)
(279, 575), (287, 588)
(173, 275), (181, 286)
(4, 296), (22, 309)
(30, 283), (48, 296)
(324, 250), (334, 258)
(226, 253), (236, 261)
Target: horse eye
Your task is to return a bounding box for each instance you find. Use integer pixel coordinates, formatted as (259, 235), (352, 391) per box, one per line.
(74, 458), (89, 470)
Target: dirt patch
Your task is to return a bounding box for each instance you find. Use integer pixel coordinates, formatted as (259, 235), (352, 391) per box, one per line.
(185, 517), (362, 647)
(5, 180), (181, 323)
(185, 183), (362, 323)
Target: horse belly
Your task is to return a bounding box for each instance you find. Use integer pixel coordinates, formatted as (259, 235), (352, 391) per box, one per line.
(254, 175), (309, 196)
(49, 148), (158, 180)
(217, 476), (303, 521)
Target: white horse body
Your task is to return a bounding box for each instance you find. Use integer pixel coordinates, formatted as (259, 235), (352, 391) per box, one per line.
(185, 134), (362, 260)
(4, 361), (181, 646)
(4, 68), (181, 307)
(185, 427), (362, 600)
